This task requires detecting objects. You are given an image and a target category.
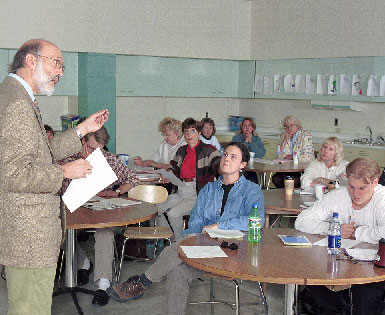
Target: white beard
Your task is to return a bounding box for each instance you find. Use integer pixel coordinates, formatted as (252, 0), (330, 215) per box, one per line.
(33, 61), (55, 96)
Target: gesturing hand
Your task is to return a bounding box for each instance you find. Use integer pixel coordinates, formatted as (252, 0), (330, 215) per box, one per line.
(77, 109), (109, 136)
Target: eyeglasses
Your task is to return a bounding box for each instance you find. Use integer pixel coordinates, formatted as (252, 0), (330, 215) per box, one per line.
(220, 241), (238, 250)
(223, 152), (239, 161)
(284, 124), (295, 130)
(36, 54), (65, 71)
(183, 129), (198, 136)
(86, 143), (98, 154)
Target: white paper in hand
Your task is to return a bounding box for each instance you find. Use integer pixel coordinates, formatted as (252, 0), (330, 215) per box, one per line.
(62, 148), (118, 212)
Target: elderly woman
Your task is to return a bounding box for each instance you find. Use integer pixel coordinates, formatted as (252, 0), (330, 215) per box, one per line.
(156, 117), (221, 240)
(300, 137), (349, 190)
(272, 115), (314, 188)
(199, 117), (221, 150)
(134, 117), (186, 169)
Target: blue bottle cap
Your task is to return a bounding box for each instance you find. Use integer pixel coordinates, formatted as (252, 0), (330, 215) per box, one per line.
(252, 203), (258, 208)
(333, 212), (338, 218)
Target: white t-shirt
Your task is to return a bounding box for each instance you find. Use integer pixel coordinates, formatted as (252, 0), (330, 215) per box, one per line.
(295, 185), (385, 244)
(199, 135), (221, 151)
(300, 159), (349, 189)
(151, 137), (186, 164)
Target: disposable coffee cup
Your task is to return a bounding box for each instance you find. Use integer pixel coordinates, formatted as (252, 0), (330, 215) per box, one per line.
(315, 184), (326, 200)
(284, 176), (294, 196)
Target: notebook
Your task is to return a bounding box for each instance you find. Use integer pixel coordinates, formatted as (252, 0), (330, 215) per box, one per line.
(278, 235), (312, 246)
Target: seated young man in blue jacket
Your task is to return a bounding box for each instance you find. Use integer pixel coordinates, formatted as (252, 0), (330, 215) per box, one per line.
(107, 142), (265, 314)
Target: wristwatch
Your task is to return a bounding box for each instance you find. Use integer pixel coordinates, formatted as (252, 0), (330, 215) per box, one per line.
(75, 127), (83, 139)
(116, 189), (122, 197)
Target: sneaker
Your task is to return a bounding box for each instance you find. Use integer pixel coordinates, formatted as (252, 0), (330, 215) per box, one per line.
(107, 275), (144, 303)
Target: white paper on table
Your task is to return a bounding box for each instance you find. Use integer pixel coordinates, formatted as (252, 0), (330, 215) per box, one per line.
(62, 148), (118, 212)
(83, 197), (142, 210)
(345, 248), (378, 261)
(313, 237), (361, 249)
(328, 75), (336, 95)
(273, 74), (281, 92)
(367, 75), (379, 96)
(295, 75), (305, 94)
(316, 75), (326, 95)
(380, 76), (385, 96)
(253, 158), (275, 164)
(305, 74), (315, 94)
(158, 169), (186, 188)
(263, 76), (272, 95)
(254, 74), (263, 94)
(180, 246), (228, 259)
(340, 74), (351, 95)
(204, 228), (245, 240)
(352, 74), (362, 96)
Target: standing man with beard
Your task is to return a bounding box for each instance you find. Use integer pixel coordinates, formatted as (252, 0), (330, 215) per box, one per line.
(0, 39), (109, 315)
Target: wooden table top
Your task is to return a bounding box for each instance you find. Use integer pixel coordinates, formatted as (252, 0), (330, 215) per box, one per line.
(264, 189), (315, 214)
(178, 228), (385, 286)
(245, 160), (308, 173)
(66, 199), (157, 229)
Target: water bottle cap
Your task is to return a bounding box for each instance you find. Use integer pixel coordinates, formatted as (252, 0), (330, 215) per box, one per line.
(332, 212), (338, 218)
(252, 203), (258, 208)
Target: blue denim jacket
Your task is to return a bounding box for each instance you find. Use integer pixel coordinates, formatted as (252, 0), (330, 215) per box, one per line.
(182, 175), (265, 235)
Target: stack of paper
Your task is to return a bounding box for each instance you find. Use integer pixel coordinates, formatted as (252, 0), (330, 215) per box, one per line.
(205, 228), (245, 240)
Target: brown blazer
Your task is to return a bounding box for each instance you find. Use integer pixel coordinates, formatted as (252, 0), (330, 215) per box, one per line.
(0, 76), (82, 268)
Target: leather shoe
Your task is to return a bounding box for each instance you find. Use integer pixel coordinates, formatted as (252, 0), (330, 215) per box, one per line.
(92, 289), (110, 306)
(77, 261), (93, 286)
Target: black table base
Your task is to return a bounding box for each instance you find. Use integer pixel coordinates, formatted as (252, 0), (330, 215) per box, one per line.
(53, 287), (95, 315)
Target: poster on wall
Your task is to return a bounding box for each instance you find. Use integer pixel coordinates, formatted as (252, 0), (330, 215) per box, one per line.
(284, 74), (295, 93)
(305, 75), (315, 94)
(352, 75), (362, 96)
(367, 75), (379, 96)
(273, 74), (281, 93)
(264, 76), (273, 95)
(254, 74), (263, 94)
(316, 75), (326, 95)
(340, 74), (351, 95)
(295, 75), (305, 94)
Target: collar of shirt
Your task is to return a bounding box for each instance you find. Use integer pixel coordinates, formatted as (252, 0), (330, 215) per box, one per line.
(8, 73), (35, 102)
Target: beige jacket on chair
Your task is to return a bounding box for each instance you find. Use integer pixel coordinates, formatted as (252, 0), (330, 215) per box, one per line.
(0, 76), (82, 268)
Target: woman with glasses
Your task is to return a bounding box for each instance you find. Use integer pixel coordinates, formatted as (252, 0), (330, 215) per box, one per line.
(156, 117), (221, 240)
(273, 115), (315, 188)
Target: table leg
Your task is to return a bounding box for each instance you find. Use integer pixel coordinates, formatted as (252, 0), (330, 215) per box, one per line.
(53, 229), (96, 315)
(284, 284), (297, 315)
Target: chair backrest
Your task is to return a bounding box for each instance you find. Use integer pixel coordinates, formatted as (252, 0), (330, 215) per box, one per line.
(127, 185), (168, 204)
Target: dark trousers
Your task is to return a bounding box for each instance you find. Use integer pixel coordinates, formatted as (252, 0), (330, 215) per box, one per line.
(299, 282), (385, 315)
(272, 172), (301, 188)
(244, 171), (259, 185)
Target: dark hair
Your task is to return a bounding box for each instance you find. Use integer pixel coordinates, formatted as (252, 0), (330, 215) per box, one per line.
(44, 124), (54, 134)
(225, 142), (250, 163)
(182, 117), (202, 132)
(201, 117), (216, 135)
(10, 40), (42, 73)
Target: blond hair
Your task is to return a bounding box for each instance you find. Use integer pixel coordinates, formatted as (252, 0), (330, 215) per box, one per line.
(346, 158), (380, 184)
(240, 117), (257, 136)
(158, 117), (182, 138)
(318, 137), (344, 166)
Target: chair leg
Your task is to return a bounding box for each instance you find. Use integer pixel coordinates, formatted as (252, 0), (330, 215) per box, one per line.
(117, 237), (128, 283)
(233, 279), (240, 315)
(258, 281), (269, 315)
(113, 238), (119, 282)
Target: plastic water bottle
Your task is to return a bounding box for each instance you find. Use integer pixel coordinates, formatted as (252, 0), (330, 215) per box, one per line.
(327, 212), (341, 255)
(293, 151), (299, 165)
(248, 203), (262, 243)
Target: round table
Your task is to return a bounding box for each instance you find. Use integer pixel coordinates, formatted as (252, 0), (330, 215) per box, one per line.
(263, 188), (315, 227)
(178, 228), (385, 315)
(245, 161), (308, 189)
